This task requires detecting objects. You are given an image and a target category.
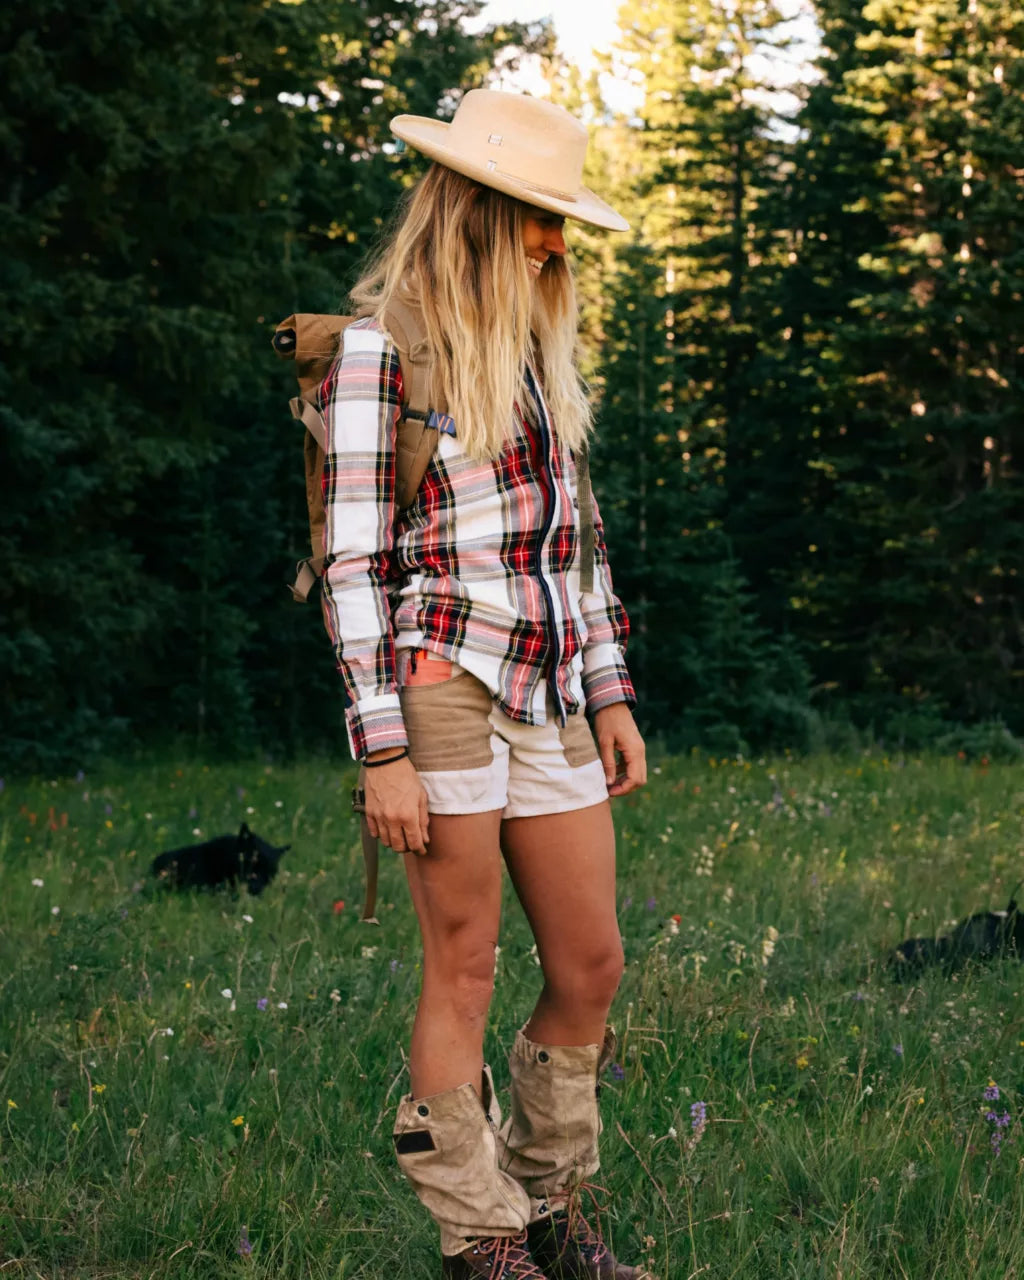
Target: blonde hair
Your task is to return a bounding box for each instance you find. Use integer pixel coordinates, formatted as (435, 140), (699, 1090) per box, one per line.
(350, 164), (592, 460)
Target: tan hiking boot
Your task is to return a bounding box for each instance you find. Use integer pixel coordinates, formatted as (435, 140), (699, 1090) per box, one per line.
(442, 1230), (551, 1278)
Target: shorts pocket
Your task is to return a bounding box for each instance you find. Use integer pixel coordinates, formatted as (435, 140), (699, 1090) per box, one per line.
(558, 711), (600, 768)
(400, 670), (496, 772)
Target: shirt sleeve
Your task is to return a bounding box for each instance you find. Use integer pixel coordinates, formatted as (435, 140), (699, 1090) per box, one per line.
(319, 321), (408, 761)
(580, 487), (636, 713)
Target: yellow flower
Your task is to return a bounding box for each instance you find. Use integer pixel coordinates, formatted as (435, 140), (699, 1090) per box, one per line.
(6, 1099), (16, 1109)
(231, 1115), (245, 1126)
(796, 1055), (809, 1070)
(93, 1084), (106, 1094)
(917, 1097), (925, 1106)
(184, 981), (192, 989)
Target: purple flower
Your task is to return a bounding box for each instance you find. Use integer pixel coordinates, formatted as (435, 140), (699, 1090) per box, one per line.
(622, 896), (633, 910)
(104, 803), (113, 816)
(608, 1062), (625, 1083)
(237, 1225), (252, 1256)
(645, 896), (657, 912)
(985, 1111), (1011, 1129)
(188, 806), (197, 819)
(849, 991), (866, 1002)
(75, 770), (85, 783)
(983, 1083), (1000, 1102)
(893, 1043), (904, 1057)
(690, 1100), (707, 1134)
(256, 998), (268, 1011)
(389, 959), (399, 972)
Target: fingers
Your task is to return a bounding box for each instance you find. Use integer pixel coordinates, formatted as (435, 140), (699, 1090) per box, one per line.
(602, 732), (647, 798)
(599, 737), (618, 787)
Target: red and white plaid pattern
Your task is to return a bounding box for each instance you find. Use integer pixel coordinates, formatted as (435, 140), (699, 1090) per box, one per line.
(319, 318), (634, 761)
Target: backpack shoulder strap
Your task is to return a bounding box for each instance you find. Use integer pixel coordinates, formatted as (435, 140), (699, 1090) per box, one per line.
(380, 296), (441, 511)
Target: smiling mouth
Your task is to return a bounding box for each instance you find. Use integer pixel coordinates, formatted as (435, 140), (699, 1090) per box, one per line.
(527, 256), (546, 276)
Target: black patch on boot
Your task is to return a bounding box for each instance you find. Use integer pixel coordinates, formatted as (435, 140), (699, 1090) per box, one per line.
(394, 1130), (436, 1154)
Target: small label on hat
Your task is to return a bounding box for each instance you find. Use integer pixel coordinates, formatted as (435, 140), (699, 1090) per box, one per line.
(488, 133), (503, 145)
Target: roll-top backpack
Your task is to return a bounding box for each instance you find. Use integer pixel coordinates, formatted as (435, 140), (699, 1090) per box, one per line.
(271, 298), (444, 603)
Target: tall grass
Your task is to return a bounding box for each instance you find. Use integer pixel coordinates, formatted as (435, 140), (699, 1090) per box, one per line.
(1, 751), (1021, 1278)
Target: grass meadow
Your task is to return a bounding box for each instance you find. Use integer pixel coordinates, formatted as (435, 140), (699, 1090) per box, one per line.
(1, 750), (1022, 1279)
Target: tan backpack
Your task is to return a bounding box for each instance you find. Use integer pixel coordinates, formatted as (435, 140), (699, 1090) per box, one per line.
(272, 298), (442, 603)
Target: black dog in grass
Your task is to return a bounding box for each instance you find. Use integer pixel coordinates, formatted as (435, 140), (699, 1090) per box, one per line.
(891, 887), (1023, 977)
(151, 823), (289, 896)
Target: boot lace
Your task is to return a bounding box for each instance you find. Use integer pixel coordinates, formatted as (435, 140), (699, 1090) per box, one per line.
(476, 1229), (548, 1278)
(551, 1180), (611, 1263)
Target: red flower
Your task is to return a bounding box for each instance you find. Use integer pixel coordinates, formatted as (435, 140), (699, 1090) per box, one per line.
(671, 914), (682, 924)
(332, 899), (345, 915)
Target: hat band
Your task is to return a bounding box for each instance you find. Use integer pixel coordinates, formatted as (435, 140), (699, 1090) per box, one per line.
(483, 159), (578, 203)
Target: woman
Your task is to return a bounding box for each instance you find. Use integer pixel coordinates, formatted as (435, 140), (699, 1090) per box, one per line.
(320, 88), (649, 1280)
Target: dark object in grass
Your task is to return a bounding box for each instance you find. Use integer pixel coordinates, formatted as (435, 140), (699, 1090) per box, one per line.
(151, 823), (289, 896)
(891, 888), (1023, 977)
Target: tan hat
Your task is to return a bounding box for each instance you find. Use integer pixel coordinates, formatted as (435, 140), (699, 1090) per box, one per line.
(390, 88), (629, 233)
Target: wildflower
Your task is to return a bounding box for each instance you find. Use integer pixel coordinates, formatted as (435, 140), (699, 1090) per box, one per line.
(795, 1055), (809, 1070)
(760, 926), (779, 966)
(608, 1062), (626, 1082)
(893, 1043), (904, 1057)
(983, 1081), (1000, 1102)
(242, 914), (253, 924)
(31, 878), (43, 888)
(161, 1028), (174, 1037)
(7, 1099), (16, 1110)
(645, 896), (657, 911)
(232, 1115), (245, 1126)
(93, 1084), (106, 1094)
(389, 959), (400, 972)
(274, 800), (283, 808)
(237, 1225), (253, 1256)
(276, 1002), (287, 1010)
(51, 906), (60, 916)
(622, 895), (633, 909)
(332, 899), (345, 915)
(221, 988), (233, 1000)
(666, 1126), (678, 1139)
(690, 1100), (707, 1135)
(668, 918), (680, 937)
(184, 981), (192, 989)
(329, 989), (341, 1003)
(256, 997), (268, 1011)
(361, 945), (378, 960)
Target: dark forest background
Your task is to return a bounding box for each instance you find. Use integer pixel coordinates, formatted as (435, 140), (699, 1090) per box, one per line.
(2, 0), (1021, 771)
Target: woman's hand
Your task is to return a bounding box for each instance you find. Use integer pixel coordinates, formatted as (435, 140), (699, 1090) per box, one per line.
(592, 703), (647, 798)
(363, 752), (430, 855)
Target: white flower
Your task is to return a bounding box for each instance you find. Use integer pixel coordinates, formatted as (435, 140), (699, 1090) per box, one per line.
(51, 906), (60, 916)
(162, 1027), (174, 1036)
(221, 988), (233, 999)
(329, 989), (341, 1003)
(242, 914), (253, 924)
(246, 806), (255, 815)
(667, 1126), (678, 1139)
(274, 800), (283, 808)
(361, 946), (378, 960)
(32, 878), (44, 888)
(68, 964), (78, 971)
(191, 827), (201, 836)
(277, 1001), (287, 1010)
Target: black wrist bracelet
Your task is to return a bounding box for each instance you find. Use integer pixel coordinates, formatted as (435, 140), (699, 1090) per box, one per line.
(362, 746), (410, 768)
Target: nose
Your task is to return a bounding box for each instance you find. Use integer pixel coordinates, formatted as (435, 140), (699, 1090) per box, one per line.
(546, 226), (567, 256)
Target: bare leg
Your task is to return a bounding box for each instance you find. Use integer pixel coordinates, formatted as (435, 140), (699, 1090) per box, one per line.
(402, 809), (504, 1099)
(501, 800), (624, 1046)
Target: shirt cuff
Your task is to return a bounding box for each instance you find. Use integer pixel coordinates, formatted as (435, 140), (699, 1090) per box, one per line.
(345, 692), (409, 762)
(582, 644), (636, 714)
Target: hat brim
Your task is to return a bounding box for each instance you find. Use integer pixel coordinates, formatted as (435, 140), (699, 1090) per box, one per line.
(390, 116), (629, 233)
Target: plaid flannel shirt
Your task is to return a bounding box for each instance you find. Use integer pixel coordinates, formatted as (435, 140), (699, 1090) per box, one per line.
(319, 317), (635, 761)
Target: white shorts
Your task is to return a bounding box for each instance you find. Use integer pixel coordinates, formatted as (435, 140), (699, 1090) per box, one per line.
(396, 652), (609, 819)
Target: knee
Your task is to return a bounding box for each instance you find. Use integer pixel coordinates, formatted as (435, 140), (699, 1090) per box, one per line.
(425, 932), (497, 1022)
(550, 937), (625, 1009)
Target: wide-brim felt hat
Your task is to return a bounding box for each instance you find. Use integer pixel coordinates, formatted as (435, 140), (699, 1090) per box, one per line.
(390, 88), (629, 233)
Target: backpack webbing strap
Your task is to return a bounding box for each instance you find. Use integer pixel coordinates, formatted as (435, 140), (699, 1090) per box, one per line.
(381, 296), (442, 510)
(290, 395), (326, 452)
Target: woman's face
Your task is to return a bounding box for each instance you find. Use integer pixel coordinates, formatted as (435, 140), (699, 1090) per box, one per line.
(521, 205), (568, 279)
